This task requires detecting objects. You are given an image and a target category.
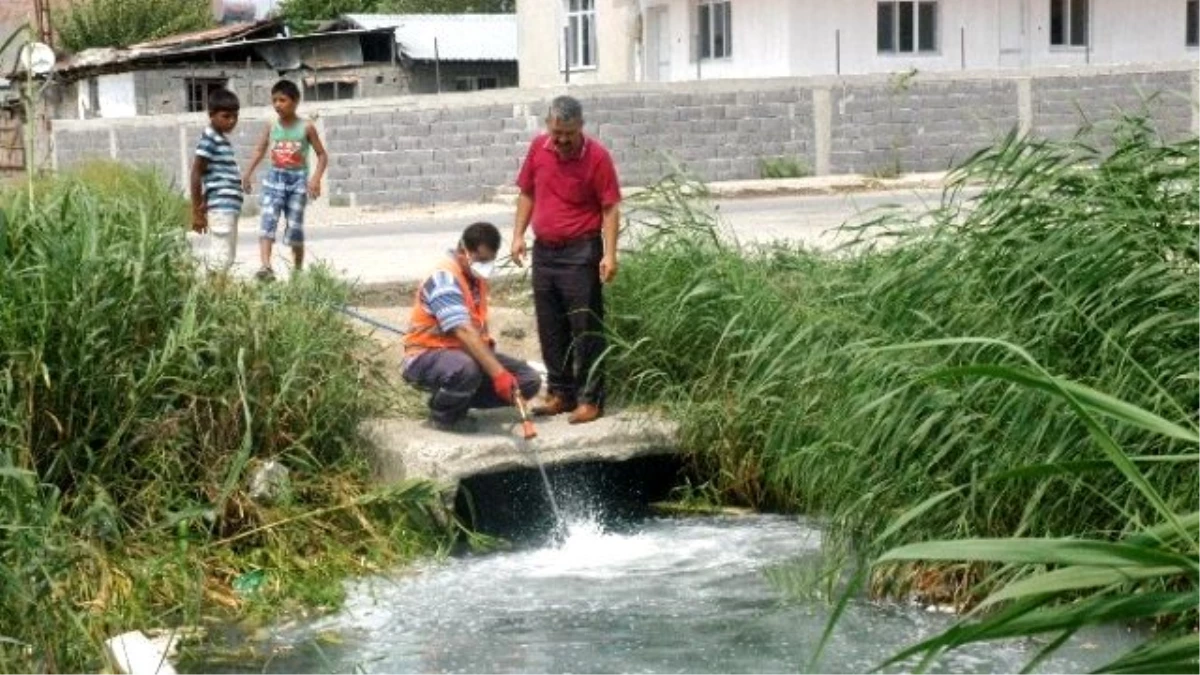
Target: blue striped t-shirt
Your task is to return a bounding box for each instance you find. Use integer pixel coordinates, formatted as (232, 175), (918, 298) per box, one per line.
(195, 127), (243, 213)
(419, 253), (479, 333)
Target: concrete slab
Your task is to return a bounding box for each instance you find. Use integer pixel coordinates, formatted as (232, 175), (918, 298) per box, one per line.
(362, 408), (678, 488)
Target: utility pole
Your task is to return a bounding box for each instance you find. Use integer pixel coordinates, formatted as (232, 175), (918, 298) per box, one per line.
(32, 0), (53, 47)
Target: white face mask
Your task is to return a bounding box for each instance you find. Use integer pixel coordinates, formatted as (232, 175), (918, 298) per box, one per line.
(469, 260), (496, 280)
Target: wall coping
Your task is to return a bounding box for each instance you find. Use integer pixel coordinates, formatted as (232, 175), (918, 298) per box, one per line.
(50, 61), (1199, 132)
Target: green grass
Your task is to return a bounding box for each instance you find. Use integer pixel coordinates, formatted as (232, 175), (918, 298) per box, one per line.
(758, 156), (811, 179)
(0, 164), (447, 671)
(607, 115), (1197, 593)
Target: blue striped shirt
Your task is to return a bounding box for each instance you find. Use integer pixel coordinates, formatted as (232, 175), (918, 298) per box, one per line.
(195, 127), (243, 213)
(419, 253), (478, 334)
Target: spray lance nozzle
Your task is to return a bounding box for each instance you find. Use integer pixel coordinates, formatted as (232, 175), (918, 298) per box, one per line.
(513, 392), (538, 440)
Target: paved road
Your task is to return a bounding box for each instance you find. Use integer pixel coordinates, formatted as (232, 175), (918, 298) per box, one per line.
(203, 189), (950, 285)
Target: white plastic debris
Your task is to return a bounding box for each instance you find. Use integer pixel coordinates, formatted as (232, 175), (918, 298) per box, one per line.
(104, 631), (177, 675)
(249, 460), (291, 504)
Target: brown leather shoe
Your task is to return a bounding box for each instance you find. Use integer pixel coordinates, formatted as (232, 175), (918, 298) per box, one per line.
(567, 403), (602, 425)
(532, 394), (576, 417)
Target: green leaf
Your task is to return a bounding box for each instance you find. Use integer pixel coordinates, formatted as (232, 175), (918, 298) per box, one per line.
(928, 364), (1198, 443)
(981, 565), (1189, 607)
(1095, 634), (1200, 674)
(872, 484), (967, 547)
(878, 538), (1199, 571)
(970, 592), (1198, 641)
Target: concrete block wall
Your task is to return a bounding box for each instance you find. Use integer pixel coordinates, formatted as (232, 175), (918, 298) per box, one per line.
(51, 63), (1198, 209)
(322, 102), (527, 206)
(1032, 70), (1196, 142)
(830, 79), (1019, 175)
(75, 116), (297, 194)
(113, 123), (181, 187)
(54, 128), (111, 167)
(581, 88), (816, 186)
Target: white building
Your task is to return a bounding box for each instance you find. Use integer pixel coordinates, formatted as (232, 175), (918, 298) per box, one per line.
(518, 0), (1200, 86)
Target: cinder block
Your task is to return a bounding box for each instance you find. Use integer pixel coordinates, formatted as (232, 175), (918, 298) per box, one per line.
(367, 111), (393, 126)
(421, 161), (447, 176)
(404, 149), (436, 163)
(372, 164), (399, 179)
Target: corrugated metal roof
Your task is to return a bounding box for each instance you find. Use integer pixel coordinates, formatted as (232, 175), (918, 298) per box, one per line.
(342, 14), (516, 62)
(57, 19), (283, 74)
(128, 19), (282, 51)
(55, 25), (391, 76)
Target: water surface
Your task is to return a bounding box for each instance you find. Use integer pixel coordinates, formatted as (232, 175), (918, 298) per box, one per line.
(188, 515), (1140, 673)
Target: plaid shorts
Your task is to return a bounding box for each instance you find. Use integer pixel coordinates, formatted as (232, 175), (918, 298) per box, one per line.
(260, 168), (307, 245)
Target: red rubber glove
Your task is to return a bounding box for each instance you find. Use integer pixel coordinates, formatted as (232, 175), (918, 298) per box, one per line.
(491, 370), (518, 404)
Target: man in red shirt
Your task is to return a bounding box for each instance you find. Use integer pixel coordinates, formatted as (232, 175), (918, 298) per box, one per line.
(511, 95), (621, 425)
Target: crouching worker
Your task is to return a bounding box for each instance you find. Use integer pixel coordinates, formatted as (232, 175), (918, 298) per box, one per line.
(403, 222), (542, 431)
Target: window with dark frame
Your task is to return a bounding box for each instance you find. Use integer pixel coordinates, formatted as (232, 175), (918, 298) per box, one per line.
(1050, 0), (1089, 47)
(698, 0), (732, 60)
(877, 1), (938, 54)
(1188, 0), (1199, 46)
(186, 78), (228, 114)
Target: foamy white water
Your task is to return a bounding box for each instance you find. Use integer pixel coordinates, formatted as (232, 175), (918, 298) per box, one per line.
(188, 515), (1142, 674)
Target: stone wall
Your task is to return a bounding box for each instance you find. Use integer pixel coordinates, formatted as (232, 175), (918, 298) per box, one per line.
(51, 63), (1199, 208)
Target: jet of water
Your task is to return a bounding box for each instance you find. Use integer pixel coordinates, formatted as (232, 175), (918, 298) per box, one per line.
(513, 397), (567, 542)
(518, 435), (567, 542)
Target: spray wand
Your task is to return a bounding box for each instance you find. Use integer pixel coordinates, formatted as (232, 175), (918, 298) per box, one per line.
(513, 394), (538, 440)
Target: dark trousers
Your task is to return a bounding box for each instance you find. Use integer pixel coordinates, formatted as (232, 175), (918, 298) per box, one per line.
(532, 236), (606, 406)
(403, 349), (542, 425)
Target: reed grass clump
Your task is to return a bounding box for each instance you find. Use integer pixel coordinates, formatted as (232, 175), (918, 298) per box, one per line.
(0, 164), (443, 672)
(608, 115), (1198, 564)
(611, 114), (1199, 670)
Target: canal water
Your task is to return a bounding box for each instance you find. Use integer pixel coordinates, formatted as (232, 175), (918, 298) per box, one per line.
(186, 514), (1141, 673)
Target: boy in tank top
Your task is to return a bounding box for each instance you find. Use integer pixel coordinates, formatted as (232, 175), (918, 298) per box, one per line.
(242, 79), (328, 281)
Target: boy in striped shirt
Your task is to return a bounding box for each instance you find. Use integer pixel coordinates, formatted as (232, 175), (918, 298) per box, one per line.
(189, 88), (243, 273)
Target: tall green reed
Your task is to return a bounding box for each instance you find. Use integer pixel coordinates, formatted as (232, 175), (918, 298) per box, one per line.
(807, 345), (1197, 673)
(607, 115), (1198, 567)
(0, 164), (442, 671)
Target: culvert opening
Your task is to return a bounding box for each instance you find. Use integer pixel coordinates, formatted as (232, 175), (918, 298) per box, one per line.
(454, 453), (684, 542)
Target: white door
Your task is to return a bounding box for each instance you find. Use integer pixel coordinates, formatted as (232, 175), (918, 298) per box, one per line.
(998, 0), (1027, 67)
(645, 7), (671, 82)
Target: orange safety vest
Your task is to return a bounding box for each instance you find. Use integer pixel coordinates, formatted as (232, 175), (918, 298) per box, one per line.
(404, 257), (490, 357)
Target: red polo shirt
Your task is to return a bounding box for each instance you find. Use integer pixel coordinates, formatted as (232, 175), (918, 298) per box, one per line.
(516, 133), (621, 245)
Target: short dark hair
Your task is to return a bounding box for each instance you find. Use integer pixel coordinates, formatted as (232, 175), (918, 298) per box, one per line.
(271, 79), (301, 102)
(461, 222), (501, 254)
(207, 88), (240, 115)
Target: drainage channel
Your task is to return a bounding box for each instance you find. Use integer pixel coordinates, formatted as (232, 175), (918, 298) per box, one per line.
(181, 455), (1143, 674)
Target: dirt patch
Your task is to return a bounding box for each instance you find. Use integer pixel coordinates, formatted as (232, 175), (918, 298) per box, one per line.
(351, 273), (532, 311)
